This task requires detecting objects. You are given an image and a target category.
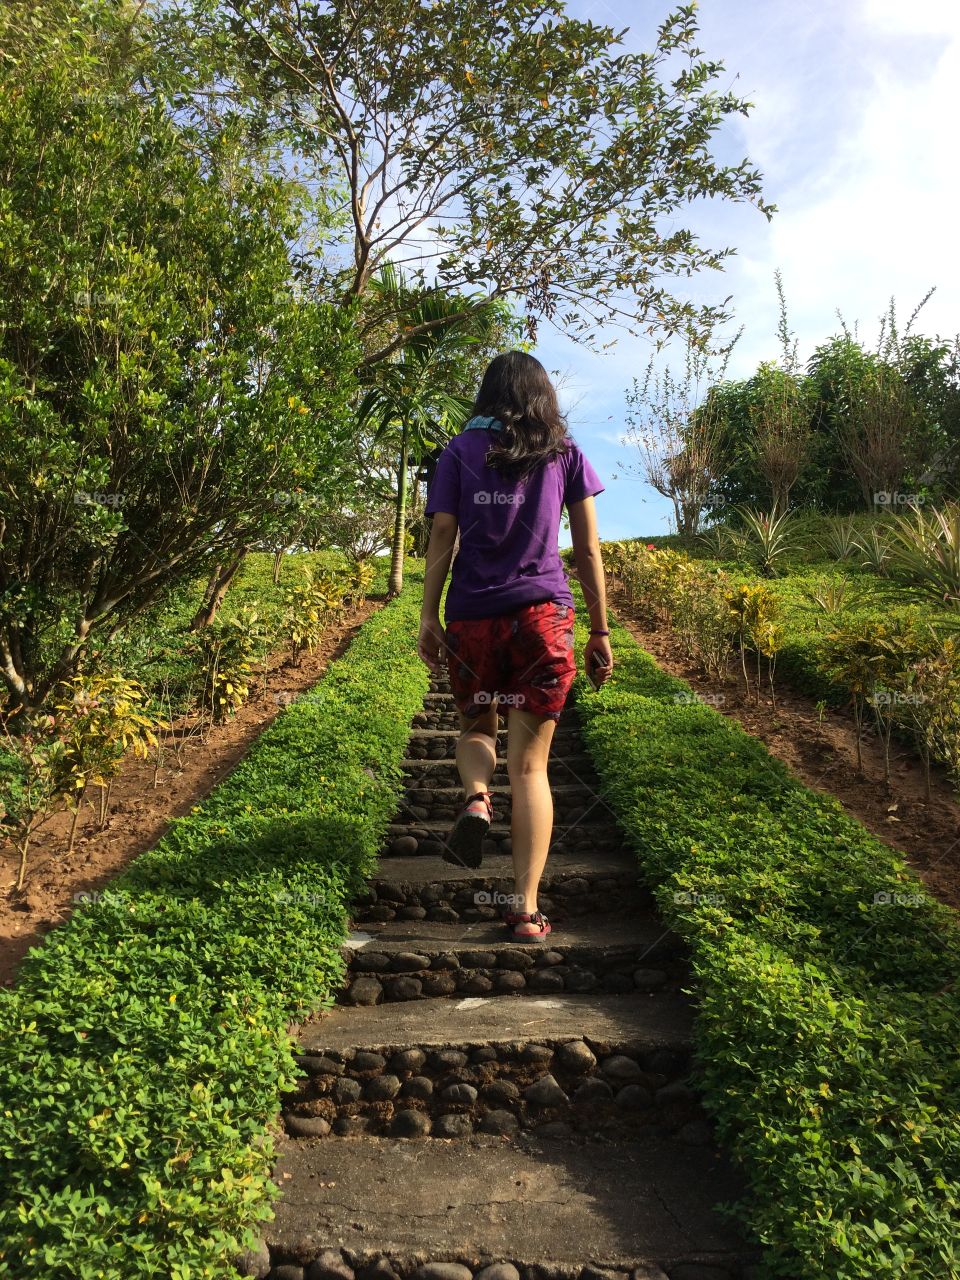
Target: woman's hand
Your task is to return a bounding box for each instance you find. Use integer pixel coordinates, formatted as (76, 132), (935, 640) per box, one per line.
(583, 633), (613, 687)
(417, 615), (447, 673)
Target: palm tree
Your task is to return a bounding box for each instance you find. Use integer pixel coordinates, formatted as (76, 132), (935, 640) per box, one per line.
(358, 269), (507, 595)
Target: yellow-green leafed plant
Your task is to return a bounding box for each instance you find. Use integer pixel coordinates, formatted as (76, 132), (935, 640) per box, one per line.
(283, 571), (345, 665)
(192, 606), (264, 725)
(726, 583), (781, 703)
(346, 559), (376, 607)
(53, 672), (160, 842)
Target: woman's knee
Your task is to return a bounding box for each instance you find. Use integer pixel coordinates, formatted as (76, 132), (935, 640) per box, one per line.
(458, 709), (499, 739)
(507, 756), (549, 783)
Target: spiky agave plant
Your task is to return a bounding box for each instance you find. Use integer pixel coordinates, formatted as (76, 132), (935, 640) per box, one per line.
(818, 515), (861, 562)
(734, 505), (802, 577)
(887, 503), (960, 608)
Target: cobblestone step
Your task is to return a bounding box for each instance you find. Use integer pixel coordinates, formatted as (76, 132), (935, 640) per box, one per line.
(350, 854), (652, 926)
(286, 993), (702, 1141)
(337, 916), (688, 1005)
(401, 754), (602, 784)
(254, 681), (758, 1280)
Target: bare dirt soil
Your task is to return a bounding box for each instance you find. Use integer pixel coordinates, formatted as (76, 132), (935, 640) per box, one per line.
(0, 598), (383, 986)
(608, 587), (960, 914)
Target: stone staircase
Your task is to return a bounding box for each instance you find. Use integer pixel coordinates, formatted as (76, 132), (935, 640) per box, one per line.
(245, 679), (765, 1280)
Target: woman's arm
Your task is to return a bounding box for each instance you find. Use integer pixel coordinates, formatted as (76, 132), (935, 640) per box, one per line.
(418, 511), (458, 671)
(567, 496), (613, 684)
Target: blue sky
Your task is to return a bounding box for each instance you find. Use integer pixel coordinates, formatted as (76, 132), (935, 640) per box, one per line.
(542, 0), (960, 541)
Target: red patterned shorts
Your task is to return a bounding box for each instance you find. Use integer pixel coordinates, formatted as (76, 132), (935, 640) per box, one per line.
(443, 599), (577, 722)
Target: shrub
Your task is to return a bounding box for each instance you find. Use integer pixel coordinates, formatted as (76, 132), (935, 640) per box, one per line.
(888, 502), (960, 608)
(734, 505), (804, 577)
(0, 580), (428, 1278)
(190, 605), (266, 725)
(572, 596), (960, 1280)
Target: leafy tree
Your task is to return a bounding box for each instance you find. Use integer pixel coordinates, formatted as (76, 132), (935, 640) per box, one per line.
(897, 333), (960, 490)
(357, 269), (509, 594)
(155, 0), (774, 353)
(0, 2), (359, 706)
(622, 337), (739, 537)
(746, 362), (814, 511)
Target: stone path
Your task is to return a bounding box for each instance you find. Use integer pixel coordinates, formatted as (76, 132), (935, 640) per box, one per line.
(249, 676), (763, 1280)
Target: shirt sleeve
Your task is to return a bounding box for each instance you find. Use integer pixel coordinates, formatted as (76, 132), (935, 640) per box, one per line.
(425, 443), (460, 516)
(563, 442), (605, 507)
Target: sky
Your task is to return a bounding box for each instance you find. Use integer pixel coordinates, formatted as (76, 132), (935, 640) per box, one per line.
(543, 0), (960, 542)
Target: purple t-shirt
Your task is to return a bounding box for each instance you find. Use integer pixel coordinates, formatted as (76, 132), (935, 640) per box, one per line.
(425, 428), (605, 621)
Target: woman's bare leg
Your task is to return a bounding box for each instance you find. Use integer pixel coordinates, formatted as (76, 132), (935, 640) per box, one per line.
(455, 707), (499, 799)
(507, 708), (556, 932)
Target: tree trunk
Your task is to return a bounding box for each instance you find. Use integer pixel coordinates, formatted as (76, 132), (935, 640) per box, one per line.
(190, 546), (247, 631)
(387, 431), (409, 597)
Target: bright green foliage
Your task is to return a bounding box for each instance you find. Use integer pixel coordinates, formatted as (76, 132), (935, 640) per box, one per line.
(734, 505), (805, 577)
(888, 502), (960, 608)
(0, 2), (360, 706)
(572, 595), (960, 1279)
(0, 576), (429, 1278)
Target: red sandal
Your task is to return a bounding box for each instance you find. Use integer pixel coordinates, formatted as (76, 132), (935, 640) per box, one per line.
(509, 910), (552, 943)
(443, 790), (493, 869)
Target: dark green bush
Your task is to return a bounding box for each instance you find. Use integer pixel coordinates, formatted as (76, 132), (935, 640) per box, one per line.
(0, 576), (427, 1279)
(572, 592), (960, 1279)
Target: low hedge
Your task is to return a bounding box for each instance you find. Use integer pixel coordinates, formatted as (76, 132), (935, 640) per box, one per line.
(571, 588), (960, 1279)
(596, 535), (949, 708)
(0, 576), (428, 1279)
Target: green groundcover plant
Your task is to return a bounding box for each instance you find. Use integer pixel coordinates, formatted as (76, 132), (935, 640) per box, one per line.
(571, 586), (960, 1279)
(0, 573), (428, 1279)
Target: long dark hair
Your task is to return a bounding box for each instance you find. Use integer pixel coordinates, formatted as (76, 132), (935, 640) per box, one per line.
(473, 351), (570, 479)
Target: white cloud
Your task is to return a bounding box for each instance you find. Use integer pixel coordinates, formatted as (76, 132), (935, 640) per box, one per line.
(712, 0), (960, 375)
(861, 0), (960, 35)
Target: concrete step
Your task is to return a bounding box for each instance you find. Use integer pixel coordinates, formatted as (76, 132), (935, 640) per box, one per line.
(346, 915), (683, 960)
(299, 990), (694, 1054)
(366, 852), (638, 884)
(265, 1133), (755, 1276)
